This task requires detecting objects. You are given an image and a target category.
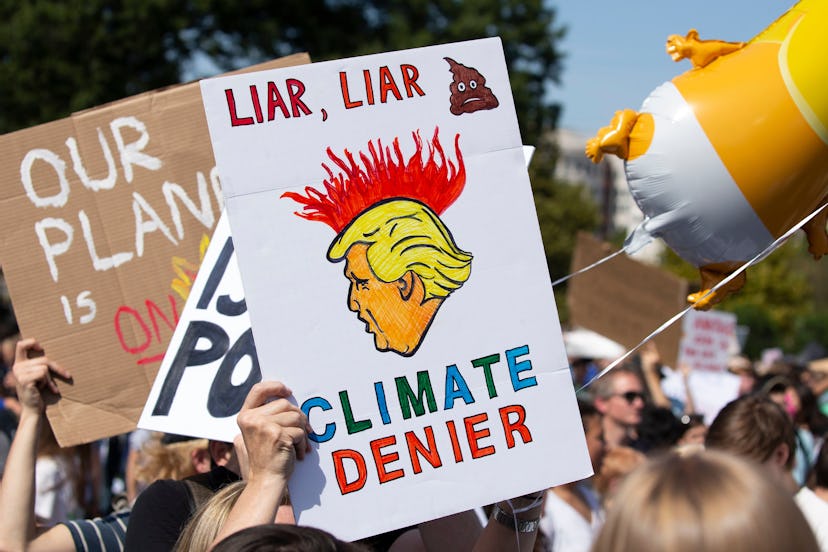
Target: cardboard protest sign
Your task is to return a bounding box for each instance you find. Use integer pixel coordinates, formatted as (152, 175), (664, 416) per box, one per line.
(678, 309), (737, 373)
(138, 211), (258, 439)
(138, 152), (537, 441)
(201, 38), (591, 540)
(568, 232), (688, 367)
(0, 54), (309, 446)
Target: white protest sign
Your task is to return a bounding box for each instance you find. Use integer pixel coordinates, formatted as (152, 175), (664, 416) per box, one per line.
(201, 38), (590, 541)
(138, 212), (259, 440)
(678, 309), (737, 373)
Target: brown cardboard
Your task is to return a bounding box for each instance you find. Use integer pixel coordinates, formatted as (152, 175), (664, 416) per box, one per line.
(0, 54), (310, 446)
(567, 232), (688, 367)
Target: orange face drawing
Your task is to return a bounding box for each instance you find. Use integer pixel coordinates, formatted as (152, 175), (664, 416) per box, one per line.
(282, 129), (472, 357)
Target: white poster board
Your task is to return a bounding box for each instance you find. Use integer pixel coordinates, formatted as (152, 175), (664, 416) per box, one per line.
(138, 212), (259, 440)
(201, 38), (590, 541)
(678, 309), (737, 373)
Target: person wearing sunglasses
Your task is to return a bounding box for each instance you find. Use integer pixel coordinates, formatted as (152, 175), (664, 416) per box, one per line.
(592, 367), (647, 449)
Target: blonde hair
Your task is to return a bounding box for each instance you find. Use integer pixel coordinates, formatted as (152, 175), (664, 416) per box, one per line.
(133, 433), (209, 484)
(174, 480), (246, 552)
(592, 450), (819, 552)
(327, 198), (472, 301)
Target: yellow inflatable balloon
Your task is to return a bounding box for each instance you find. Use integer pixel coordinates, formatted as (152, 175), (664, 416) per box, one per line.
(586, 0), (828, 309)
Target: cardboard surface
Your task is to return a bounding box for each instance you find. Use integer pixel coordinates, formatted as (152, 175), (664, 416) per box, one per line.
(0, 54), (310, 446)
(567, 232), (688, 367)
(202, 38), (591, 541)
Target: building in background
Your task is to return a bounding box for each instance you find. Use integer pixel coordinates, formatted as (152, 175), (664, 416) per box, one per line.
(553, 128), (663, 264)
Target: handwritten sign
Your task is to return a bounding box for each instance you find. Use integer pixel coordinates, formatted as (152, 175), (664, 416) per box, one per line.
(678, 309), (737, 373)
(0, 54), (309, 446)
(201, 38), (590, 541)
(138, 211), (260, 439)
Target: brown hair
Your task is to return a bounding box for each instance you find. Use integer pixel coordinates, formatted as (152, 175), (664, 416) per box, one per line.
(705, 395), (796, 469)
(589, 366), (640, 400)
(133, 432), (209, 484)
(592, 450), (819, 552)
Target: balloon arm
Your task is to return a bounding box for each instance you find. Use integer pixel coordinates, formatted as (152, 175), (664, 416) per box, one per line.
(623, 210), (686, 255)
(579, 202), (828, 394)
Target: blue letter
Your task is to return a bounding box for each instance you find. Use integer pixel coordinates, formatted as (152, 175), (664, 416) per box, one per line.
(444, 364), (475, 409)
(507, 345), (537, 391)
(301, 396), (336, 443)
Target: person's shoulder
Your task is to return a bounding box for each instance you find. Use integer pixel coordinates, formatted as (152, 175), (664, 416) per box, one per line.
(186, 465), (240, 492)
(63, 511), (130, 552)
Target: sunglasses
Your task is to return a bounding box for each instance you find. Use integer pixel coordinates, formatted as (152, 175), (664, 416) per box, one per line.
(612, 391), (646, 404)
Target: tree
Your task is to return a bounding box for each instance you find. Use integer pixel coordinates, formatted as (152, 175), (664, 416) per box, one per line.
(0, 0), (566, 146)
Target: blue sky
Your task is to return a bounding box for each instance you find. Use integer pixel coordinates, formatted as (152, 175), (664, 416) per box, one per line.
(551, 0), (796, 134)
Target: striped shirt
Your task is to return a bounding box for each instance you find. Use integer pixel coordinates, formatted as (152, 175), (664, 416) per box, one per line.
(62, 510), (130, 552)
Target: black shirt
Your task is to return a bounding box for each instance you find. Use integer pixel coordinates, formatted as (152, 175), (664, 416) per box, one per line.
(124, 466), (239, 551)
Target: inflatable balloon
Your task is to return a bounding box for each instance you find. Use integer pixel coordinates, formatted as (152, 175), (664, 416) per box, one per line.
(586, 0), (828, 309)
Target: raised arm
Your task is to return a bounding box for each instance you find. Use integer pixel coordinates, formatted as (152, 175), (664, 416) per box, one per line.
(0, 338), (71, 552)
(208, 381), (310, 549)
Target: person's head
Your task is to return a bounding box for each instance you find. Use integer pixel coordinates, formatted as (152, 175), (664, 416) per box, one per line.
(632, 405), (684, 454)
(728, 354), (757, 396)
(811, 438), (828, 490)
(592, 450), (819, 552)
(592, 367), (646, 430)
(677, 413), (707, 447)
(174, 480), (246, 552)
(705, 394), (796, 480)
(133, 433), (212, 485)
(327, 198), (472, 356)
(578, 399), (605, 472)
(593, 445), (646, 509)
(212, 524), (369, 552)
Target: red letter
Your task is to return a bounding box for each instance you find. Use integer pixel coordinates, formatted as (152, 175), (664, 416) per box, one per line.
(340, 72), (362, 109)
(465, 413), (495, 459)
(405, 426), (442, 474)
(225, 89), (254, 126)
(145, 295), (180, 343)
(249, 85), (264, 123)
(401, 64), (425, 98)
(114, 306), (151, 354)
(363, 69), (374, 105)
(267, 82), (290, 120)
(286, 79), (312, 117)
(499, 405), (533, 448)
(332, 449), (367, 494)
(371, 436), (405, 484)
(446, 420), (464, 463)
(378, 66), (402, 103)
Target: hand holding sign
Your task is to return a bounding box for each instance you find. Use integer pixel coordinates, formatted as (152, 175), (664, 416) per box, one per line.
(13, 338), (72, 414)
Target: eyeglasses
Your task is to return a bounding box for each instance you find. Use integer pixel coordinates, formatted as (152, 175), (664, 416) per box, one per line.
(612, 391), (646, 404)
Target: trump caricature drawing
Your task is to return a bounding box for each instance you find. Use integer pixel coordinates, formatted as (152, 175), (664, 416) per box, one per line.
(282, 128), (472, 357)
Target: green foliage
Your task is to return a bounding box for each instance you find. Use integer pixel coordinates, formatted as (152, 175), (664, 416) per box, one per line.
(0, 0), (566, 146)
(659, 235), (823, 358)
(529, 166), (600, 322)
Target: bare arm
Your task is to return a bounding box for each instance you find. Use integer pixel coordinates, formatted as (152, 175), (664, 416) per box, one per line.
(0, 338), (72, 552)
(208, 381), (310, 550)
(678, 363), (697, 414)
(414, 510), (483, 552)
(473, 492), (544, 552)
(639, 341), (671, 409)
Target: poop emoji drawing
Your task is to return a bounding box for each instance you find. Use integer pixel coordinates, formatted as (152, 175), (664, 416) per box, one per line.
(282, 128), (472, 357)
(445, 58), (499, 115)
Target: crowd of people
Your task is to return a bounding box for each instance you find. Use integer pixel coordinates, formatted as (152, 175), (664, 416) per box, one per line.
(0, 331), (827, 551)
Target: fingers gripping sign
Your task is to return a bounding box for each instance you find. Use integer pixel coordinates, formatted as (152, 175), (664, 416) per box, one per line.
(13, 338), (72, 413)
(236, 381), (311, 484)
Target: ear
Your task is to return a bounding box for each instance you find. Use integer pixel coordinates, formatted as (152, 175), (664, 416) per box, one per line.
(594, 396), (609, 415)
(191, 447), (212, 474)
(209, 440), (234, 467)
(687, 29), (699, 40)
(396, 271), (416, 301)
(770, 442), (790, 470)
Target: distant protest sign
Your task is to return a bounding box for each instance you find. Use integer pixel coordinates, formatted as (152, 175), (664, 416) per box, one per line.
(201, 38), (591, 540)
(0, 54), (309, 446)
(568, 232), (688, 367)
(678, 309), (737, 373)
